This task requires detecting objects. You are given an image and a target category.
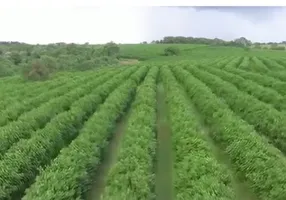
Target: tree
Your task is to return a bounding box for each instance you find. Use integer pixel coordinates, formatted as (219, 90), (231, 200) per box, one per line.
(164, 46), (180, 56)
(22, 58), (56, 81)
(0, 58), (14, 77)
(10, 52), (22, 65)
(102, 42), (120, 57)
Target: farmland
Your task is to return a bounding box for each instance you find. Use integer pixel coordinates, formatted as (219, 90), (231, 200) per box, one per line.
(1, 44), (286, 200)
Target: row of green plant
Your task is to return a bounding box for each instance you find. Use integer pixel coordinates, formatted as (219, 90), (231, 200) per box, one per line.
(101, 66), (158, 199)
(0, 68), (127, 158)
(0, 66), (139, 199)
(199, 64), (286, 112)
(184, 64), (286, 163)
(171, 65), (286, 200)
(0, 71), (103, 126)
(23, 66), (149, 200)
(161, 66), (235, 199)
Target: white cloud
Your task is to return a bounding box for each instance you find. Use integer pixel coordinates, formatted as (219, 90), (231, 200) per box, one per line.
(144, 7), (286, 43)
(0, 4), (286, 44)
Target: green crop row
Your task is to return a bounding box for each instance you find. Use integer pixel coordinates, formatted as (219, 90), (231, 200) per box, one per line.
(161, 66), (235, 199)
(199, 64), (286, 112)
(251, 56), (269, 72)
(101, 66), (158, 200)
(0, 70), (107, 126)
(0, 66), (138, 200)
(184, 65), (286, 154)
(171, 65), (286, 200)
(0, 68), (127, 158)
(258, 57), (285, 71)
(23, 66), (149, 200)
(0, 72), (79, 105)
(223, 56), (242, 69)
(218, 66), (286, 96)
(237, 56), (250, 69)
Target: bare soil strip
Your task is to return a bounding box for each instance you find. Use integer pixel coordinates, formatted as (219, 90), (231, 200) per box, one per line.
(86, 110), (131, 200)
(155, 83), (173, 200)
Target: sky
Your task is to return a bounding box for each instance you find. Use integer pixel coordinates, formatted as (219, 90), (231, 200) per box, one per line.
(0, 3), (285, 44)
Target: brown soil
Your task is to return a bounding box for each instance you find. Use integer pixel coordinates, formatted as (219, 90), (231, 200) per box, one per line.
(119, 59), (140, 65)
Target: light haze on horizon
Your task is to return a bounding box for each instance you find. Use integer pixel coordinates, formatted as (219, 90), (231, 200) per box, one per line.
(1, 3), (285, 44)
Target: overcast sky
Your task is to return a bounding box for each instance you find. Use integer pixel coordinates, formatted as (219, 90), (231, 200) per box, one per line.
(0, 4), (285, 44)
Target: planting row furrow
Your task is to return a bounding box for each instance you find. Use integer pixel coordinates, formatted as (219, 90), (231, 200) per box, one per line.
(250, 57), (269, 72)
(0, 72), (80, 104)
(255, 58), (286, 82)
(23, 66), (149, 200)
(273, 58), (286, 68)
(222, 56), (243, 69)
(237, 56), (250, 69)
(266, 70), (286, 82)
(184, 65), (286, 156)
(258, 57), (285, 71)
(218, 66), (286, 96)
(0, 68), (116, 104)
(161, 67), (235, 199)
(0, 71), (104, 125)
(171, 65), (286, 200)
(0, 66), (139, 200)
(0, 68), (127, 158)
(101, 66), (158, 200)
(199, 65), (286, 111)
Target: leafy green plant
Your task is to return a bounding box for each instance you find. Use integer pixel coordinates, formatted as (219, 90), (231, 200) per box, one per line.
(164, 46), (180, 56)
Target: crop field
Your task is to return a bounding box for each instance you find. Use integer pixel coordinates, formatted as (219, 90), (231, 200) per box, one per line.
(2, 51), (286, 200)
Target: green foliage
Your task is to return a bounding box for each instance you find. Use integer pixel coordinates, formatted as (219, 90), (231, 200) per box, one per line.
(159, 36), (251, 47)
(0, 67), (137, 200)
(76, 56), (119, 71)
(172, 64), (286, 200)
(270, 46), (286, 50)
(164, 46), (180, 56)
(161, 67), (235, 199)
(22, 59), (51, 81)
(102, 41), (120, 57)
(40, 55), (58, 71)
(185, 65), (286, 155)
(0, 57), (15, 77)
(3, 47), (286, 200)
(222, 66), (286, 95)
(23, 67), (148, 200)
(0, 70), (118, 158)
(102, 66), (157, 199)
(10, 51), (22, 65)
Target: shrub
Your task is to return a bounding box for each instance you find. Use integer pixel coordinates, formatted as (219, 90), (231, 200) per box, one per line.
(0, 58), (15, 77)
(164, 46), (180, 56)
(40, 55), (58, 72)
(102, 42), (120, 57)
(10, 52), (22, 65)
(270, 46), (285, 51)
(76, 56), (119, 71)
(23, 59), (54, 81)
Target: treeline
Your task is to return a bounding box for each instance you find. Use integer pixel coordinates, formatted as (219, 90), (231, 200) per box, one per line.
(149, 36), (252, 47)
(253, 43), (286, 51)
(0, 42), (121, 80)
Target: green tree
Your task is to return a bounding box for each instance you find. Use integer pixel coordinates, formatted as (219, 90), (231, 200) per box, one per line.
(102, 42), (120, 57)
(164, 46), (180, 56)
(10, 52), (22, 65)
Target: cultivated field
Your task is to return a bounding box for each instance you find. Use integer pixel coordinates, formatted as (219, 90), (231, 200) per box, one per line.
(2, 50), (286, 200)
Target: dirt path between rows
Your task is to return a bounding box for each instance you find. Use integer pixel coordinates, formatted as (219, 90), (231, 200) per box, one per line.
(86, 111), (131, 200)
(186, 100), (258, 200)
(155, 83), (173, 200)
